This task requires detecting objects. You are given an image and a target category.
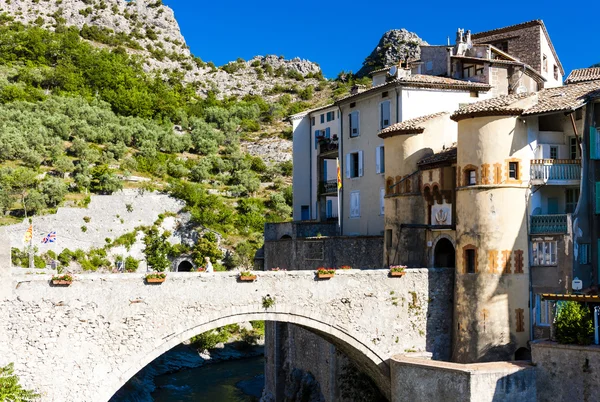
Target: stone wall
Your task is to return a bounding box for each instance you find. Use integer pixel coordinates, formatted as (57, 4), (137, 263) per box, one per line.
(263, 221), (337, 241)
(390, 356), (536, 402)
(0, 262), (454, 401)
(531, 340), (600, 402)
(263, 235), (384, 270)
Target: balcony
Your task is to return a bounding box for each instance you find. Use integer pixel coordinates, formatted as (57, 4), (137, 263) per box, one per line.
(530, 214), (569, 234)
(530, 159), (581, 185)
(319, 180), (338, 195)
(318, 137), (339, 155)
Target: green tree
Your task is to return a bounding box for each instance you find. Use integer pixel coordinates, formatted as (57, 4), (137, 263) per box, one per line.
(90, 165), (122, 194)
(0, 363), (40, 401)
(143, 227), (171, 272)
(192, 232), (223, 266)
(555, 301), (594, 345)
(40, 177), (67, 207)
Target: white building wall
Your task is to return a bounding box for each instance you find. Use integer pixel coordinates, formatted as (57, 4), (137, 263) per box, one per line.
(292, 114), (312, 221)
(400, 87), (492, 122)
(539, 29), (563, 88)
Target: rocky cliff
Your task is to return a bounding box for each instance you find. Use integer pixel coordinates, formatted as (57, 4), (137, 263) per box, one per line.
(356, 29), (427, 77)
(0, 0), (322, 98)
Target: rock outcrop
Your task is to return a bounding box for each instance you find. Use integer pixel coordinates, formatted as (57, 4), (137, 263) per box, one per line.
(0, 0), (322, 98)
(356, 29), (428, 77)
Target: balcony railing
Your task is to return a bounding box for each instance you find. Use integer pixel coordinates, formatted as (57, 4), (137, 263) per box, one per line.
(530, 214), (568, 234)
(318, 138), (339, 155)
(530, 159), (581, 183)
(319, 180), (338, 195)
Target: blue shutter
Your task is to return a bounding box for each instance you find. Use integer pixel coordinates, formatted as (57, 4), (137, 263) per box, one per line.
(323, 160), (328, 180)
(591, 127), (599, 160)
(327, 200), (333, 218)
(596, 182), (600, 214)
(314, 130), (320, 149)
(325, 127), (330, 139)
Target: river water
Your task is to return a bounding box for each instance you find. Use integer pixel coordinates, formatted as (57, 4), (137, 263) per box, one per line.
(151, 356), (264, 402)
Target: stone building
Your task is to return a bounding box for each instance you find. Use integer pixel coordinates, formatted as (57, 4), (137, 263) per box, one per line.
(379, 79), (600, 362)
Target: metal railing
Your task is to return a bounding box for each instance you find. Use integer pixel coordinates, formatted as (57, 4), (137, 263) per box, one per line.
(319, 180), (338, 195)
(530, 159), (581, 182)
(318, 139), (339, 154)
(530, 214), (568, 234)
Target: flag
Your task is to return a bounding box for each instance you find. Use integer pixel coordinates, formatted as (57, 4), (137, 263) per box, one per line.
(41, 231), (57, 244)
(336, 158), (342, 190)
(23, 225), (32, 244)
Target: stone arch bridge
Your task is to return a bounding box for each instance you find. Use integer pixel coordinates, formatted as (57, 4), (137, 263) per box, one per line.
(0, 267), (453, 401)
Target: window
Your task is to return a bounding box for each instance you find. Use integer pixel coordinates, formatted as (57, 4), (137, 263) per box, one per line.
(470, 91), (479, 98)
(570, 137), (578, 160)
(463, 64), (476, 78)
(380, 101), (391, 129)
(349, 111), (360, 137)
(426, 61), (433, 72)
(566, 188), (579, 213)
(536, 295), (551, 326)
(550, 146), (558, 160)
(382, 91), (388, 98)
(508, 162), (519, 180)
(495, 41), (508, 52)
(465, 248), (476, 273)
(466, 169), (477, 185)
(543, 54), (548, 72)
(380, 187), (385, 215)
(475, 66), (484, 76)
(578, 243), (590, 264)
(350, 191), (360, 218)
(320, 114), (324, 124)
(326, 111), (334, 122)
(531, 241), (557, 266)
(311, 117), (315, 126)
(385, 229), (392, 248)
(553, 65), (559, 80)
(516, 308), (525, 332)
(301, 205), (310, 221)
(376, 146), (385, 174)
(346, 151), (363, 178)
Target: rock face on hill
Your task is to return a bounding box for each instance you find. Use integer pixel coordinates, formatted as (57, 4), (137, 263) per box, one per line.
(356, 29), (428, 77)
(0, 0), (322, 98)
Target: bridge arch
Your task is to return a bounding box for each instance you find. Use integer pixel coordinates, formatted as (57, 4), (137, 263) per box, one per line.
(104, 307), (391, 401)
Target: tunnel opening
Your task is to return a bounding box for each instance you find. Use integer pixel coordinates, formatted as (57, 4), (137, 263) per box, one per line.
(434, 238), (455, 268)
(177, 260), (194, 272)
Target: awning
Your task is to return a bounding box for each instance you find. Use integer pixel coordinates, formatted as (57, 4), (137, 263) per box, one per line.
(542, 293), (600, 302)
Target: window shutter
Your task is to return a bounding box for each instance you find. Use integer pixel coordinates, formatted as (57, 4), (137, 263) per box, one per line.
(356, 192), (360, 217)
(348, 114), (353, 136)
(592, 127), (600, 160)
(314, 130), (320, 149)
(596, 182), (600, 214)
(323, 160), (328, 180)
(381, 101), (391, 128)
(325, 127), (330, 139)
(380, 187), (385, 215)
(358, 151), (364, 177)
(350, 112), (359, 136)
(376, 146), (381, 174)
(327, 200), (332, 217)
(345, 154), (351, 178)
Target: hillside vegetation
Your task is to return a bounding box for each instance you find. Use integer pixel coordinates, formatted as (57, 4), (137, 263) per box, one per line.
(0, 19), (335, 267)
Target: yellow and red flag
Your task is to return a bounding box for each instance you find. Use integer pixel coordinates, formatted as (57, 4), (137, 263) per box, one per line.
(23, 225), (33, 244)
(336, 158), (342, 190)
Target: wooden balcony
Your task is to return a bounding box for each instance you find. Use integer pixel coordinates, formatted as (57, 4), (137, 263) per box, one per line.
(530, 214), (569, 234)
(319, 180), (338, 195)
(318, 138), (339, 155)
(530, 159), (581, 185)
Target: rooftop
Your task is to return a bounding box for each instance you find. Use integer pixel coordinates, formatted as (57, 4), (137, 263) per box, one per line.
(565, 68), (600, 84)
(378, 112), (449, 137)
(338, 75), (491, 103)
(450, 80), (600, 121)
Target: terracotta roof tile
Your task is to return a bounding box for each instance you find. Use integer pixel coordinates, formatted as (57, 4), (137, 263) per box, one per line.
(565, 68), (600, 84)
(522, 81), (600, 115)
(450, 93), (533, 121)
(418, 146), (457, 167)
(337, 74), (491, 103)
(378, 112), (449, 137)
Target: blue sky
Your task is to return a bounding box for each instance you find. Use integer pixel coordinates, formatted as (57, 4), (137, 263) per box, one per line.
(163, 0), (599, 79)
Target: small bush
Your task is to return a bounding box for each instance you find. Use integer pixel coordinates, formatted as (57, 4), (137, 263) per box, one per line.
(124, 256), (140, 272)
(555, 301), (594, 345)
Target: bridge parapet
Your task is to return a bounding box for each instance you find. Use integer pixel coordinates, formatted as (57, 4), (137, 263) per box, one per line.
(0, 268), (453, 401)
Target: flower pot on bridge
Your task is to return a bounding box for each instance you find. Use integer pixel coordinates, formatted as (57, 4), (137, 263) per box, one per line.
(145, 273), (166, 284)
(389, 265), (407, 277)
(239, 271), (257, 281)
(316, 268), (335, 279)
(51, 274), (73, 286)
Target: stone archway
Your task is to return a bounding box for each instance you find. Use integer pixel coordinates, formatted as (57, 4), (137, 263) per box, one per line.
(433, 237), (456, 268)
(177, 260), (194, 272)
(104, 310), (392, 402)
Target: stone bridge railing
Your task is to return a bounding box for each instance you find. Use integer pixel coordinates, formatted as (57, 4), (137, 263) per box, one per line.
(0, 263), (453, 401)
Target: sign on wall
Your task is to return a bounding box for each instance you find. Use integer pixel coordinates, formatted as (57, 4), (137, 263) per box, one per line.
(431, 202), (452, 225)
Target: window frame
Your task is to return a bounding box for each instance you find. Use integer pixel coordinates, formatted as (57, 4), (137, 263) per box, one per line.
(350, 191), (360, 218)
(464, 247), (477, 274)
(531, 240), (557, 266)
(466, 169), (477, 186)
(380, 187), (385, 215)
(346, 151), (363, 179)
(379, 100), (391, 129)
(349, 111), (360, 138)
(508, 161), (519, 180)
(376, 145), (385, 174)
(535, 294), (551, 327)
(549, 146), (558, 160)
(320, 114), (325, 124)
